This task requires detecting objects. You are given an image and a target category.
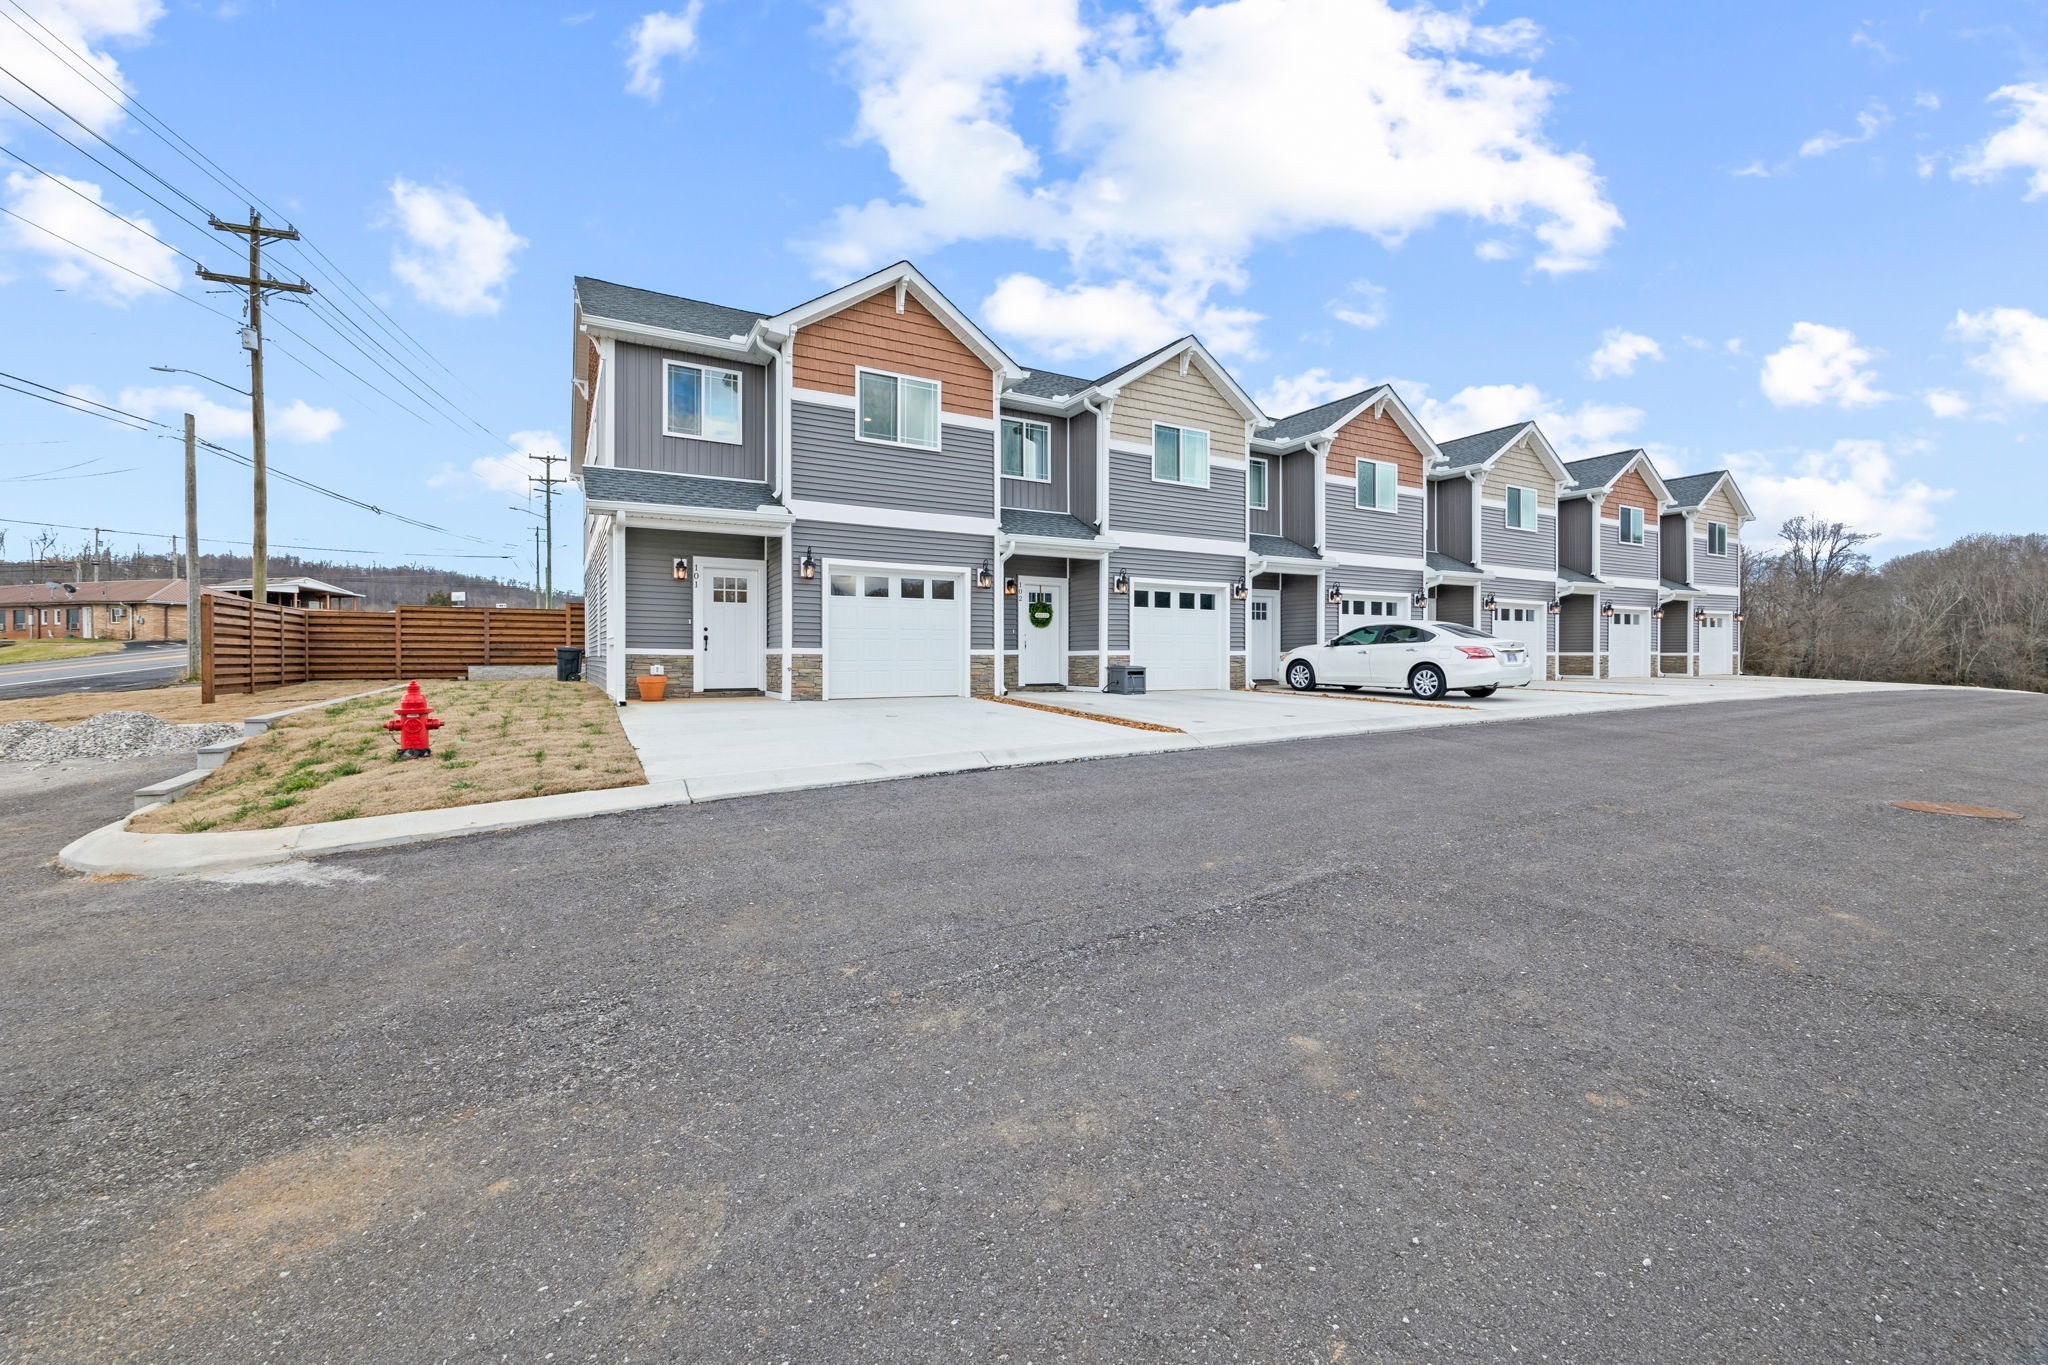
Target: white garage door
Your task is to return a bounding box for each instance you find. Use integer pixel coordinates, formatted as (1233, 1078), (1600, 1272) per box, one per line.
(1491, 603), (1547, 676)
(1699, 612), (1734, 675)
(1608, 608), (1650, 679)
(826, 568), (966, 698)
(1129, 583), (1226, 690)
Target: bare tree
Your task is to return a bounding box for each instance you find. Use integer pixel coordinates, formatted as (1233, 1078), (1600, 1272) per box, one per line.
(1776, 515), (1877, 677)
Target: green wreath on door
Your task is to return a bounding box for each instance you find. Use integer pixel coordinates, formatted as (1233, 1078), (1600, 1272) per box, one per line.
(1027, 600), (1055, 629)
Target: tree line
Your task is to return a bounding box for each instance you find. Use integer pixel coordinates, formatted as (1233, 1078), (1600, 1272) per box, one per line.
(1741, 518), (2048, 693)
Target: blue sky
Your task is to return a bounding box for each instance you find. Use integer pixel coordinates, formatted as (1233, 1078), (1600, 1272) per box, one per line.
(3, 0), (2045, 591)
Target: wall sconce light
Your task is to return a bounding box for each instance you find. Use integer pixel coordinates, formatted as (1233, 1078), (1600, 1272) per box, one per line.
(976, 562), (994, 591)
(1547, 601), (1561, 617)
(1481, 594), (1498, 612)
(798, 548), (818, 581)
(1693, 607), (1708, 622)
(672, 557), (691, 582)
(1733, 611), (1746, 624)
(1600, 602), (1615, 619)
(1231, 579), (1248, 601)
(1112, 571), (1130, 595)
(1326, 584), (1343, 605)
(1412, 591), (1429, 608)
(1004, 576), (1018, 597)
(1651, 608), (1664, 621)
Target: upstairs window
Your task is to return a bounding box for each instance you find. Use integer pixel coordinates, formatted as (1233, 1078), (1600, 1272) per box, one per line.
(1248, 456), (1270, 510)
(1707, 520), (1728, 556)
(1505, 485), (1540, 531)
(857, 368), (940, 449)
(1355, 458), (1397, 511)
(664, 360), (742, 444)
(1152, 423), (1210, 486)
(1001, 417), (1052, 481)
(1619, 505), (1644, 545)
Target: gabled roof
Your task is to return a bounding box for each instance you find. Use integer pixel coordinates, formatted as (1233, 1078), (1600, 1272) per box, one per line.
(1428, 421), (1570, 487)
(0, 577), (184, 607)
(1089, 335), (1266, 425)
(1255, 386), (1389, 443)
(574, 277), (767, 344)
(1664, 469), (1756, 521)
(763, 261), (1023, 381)
(1248, 533), (1322, 563)
(1007, 369), (1096, 401)
(212, 575), (362, 598)
(583, 466), (781, 513)
(1562, 448), (1673, 503)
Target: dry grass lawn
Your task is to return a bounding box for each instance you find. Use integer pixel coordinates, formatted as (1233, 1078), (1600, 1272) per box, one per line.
(0, 639), (124, 666)
(130, 680), (643, 833)
(0, 679), (397, 727)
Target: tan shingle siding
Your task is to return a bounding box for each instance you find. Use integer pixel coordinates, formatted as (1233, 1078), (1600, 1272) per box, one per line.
(1481, 440), (1560, 508)
(1110, 364), (1247, 461)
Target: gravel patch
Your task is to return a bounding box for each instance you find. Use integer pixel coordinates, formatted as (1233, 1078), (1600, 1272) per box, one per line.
(0, 711), (242, 764)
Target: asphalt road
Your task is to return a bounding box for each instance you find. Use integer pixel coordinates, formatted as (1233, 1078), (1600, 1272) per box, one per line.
(0, 642), (188, 699)
(2, 689), (2043, 1361)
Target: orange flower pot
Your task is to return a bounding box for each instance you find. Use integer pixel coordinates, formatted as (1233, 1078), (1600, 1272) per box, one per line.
(635, 674), (667, 702)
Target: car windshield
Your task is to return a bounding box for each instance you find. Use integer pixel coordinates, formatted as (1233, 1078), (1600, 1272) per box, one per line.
(1433, 623), (1494, 639)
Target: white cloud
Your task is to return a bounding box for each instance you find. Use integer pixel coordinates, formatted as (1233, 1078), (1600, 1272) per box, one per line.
(623, 4), (702, 101)
(818, 0), (1621, 356)
(1727, 440), (1950, 544)
(272, 397), (345, 443)
(981, 272), (1261, 362)
(429, 429), (563, 494)
(1849, 27), (1897, 64)
(1732, 160), (1773, 178)
(1953, 82), (2048, 199)
(116, 384), (342, 445)
(1256, 367), (1373, 416)
(1914, 91), (1940, 111)
(1397, 379), (1642, 457)
(1586, 327), (1662, 379)
(1798, 103), (1889, 159)
(1923, 389), (1971, 419)
(0, 1), (163, 142)
(1328, 279), (1388, 330)
(384, 178), (526, 316)
(1951, 306), (2048, 404)
(1759, 322), (1889, 409)
(2, 170), (181, 302)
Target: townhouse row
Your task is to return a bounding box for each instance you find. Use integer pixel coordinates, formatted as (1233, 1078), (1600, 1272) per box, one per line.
(570, 262), (1753, 702)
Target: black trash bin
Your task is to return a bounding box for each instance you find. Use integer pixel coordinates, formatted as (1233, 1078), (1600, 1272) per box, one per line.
(555, 646), (585, 682)
(1105, 663), (1147, 695)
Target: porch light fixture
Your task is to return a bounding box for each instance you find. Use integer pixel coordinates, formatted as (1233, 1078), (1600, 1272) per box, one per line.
(1112, 571), (1130, 595)
(798, 548), (818, 581)
(1004, 576), (1018, 597)
(672, 557), (691, 583)
(1481, 594), (1498, 612)
(1694, 607), (1709, 622)
(1600, 603), (1615, 620)
(1231, 579), (1248, 601)
(1547, 601), (1561, 617)
(976, 561), (995, 591)
(1733, 611), (1746, 623)
(1650, 608), (1664, 621)
(1412, 590), (1429, 608)
(1326, 584), (1343, 605)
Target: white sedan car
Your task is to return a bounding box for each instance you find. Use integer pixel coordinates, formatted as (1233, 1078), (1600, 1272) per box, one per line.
(1281, 621), (1535, 699)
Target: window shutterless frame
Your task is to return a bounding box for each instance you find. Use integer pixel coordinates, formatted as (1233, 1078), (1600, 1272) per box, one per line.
(1354, 458), (1397, 512)
(1505, 485), (1539, 531)
(855, 366), (942, 450)
(1150, 422), (1210, 487)
(1619, 505), (1644, 545)
(1001, 417), (1053, 482)
(1706, 521), (1728, 556)
(1247, 456), (1270, 510)
(662, 359), (744, 445)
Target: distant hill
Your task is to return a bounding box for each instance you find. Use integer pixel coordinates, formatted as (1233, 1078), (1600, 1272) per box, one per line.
(0, 545), (576, 611)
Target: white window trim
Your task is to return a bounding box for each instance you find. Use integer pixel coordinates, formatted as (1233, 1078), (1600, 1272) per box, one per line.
(1247, 455), (1270, 510)
(1354, 458), (1398, 513)
(1001, 416), (1053, 483)
(1618, 505), (1645, 546)
(1339, 595), (1405, 620)
(854, 366), (943, 452)
(662, 358), (744, 446)
(1705, 520), (1728, 556)
(1505, 485), (1541, 532)
(1149, 421), (1212, 489)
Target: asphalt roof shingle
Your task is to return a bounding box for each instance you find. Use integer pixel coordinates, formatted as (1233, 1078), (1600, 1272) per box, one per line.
(1006, 369), (1095, 400)
(1433, 423), (1528, 471)
(574, 277), (767, 342)
(582, 466), (781, 512)
(1557, 566), (1602, 585)
(1000, 509), (1101, 540)
(1663, 471), (1731, 509)
(1254, 386), (1389, 443)
(1562, 450), (1642, 493)
(1248, 534), (1322, 563)
(1427, 551), (1482, 575)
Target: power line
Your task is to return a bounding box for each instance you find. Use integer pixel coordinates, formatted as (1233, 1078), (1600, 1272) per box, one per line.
(0, 81), (217, 250)
(0, 141), (204, 265)
(0, 514), (513, 558)
(0, 50), (214, 216)
(0, 201), (235, 316)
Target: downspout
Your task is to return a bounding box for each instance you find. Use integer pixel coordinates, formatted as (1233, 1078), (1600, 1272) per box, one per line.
(1083, 394), (1110, 670)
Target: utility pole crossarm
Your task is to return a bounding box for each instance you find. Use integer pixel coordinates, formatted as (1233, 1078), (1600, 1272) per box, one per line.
(206, 213), (301, 241)
(194, 265), (313, 294)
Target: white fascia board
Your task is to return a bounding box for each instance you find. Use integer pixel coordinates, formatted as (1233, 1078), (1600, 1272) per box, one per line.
(785, 499), (996, 538)
(1001, 390), (1090, 416)
(999, 533), (1119, 558)
(590, 499), (795, 534)
(1096, 336), (1267, 426)
(578, 312), (769, 362)
(1249, 555), (1326, 576)
(760, 262), (1026, 381)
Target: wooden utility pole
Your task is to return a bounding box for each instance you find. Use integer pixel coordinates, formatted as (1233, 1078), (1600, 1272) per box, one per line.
(184, 412), (201, 681)
(533, 525), (543, 608)
(197, 209), (311, 606)
(530, 451), (566, 609)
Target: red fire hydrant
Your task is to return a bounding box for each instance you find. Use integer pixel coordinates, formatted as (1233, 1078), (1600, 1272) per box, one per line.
(383, 680), (444, 759)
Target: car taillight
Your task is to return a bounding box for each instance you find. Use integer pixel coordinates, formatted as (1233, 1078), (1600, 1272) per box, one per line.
(1455, 645), (1495, 659)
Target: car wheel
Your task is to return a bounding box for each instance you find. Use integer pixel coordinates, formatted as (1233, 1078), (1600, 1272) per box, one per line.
(1408, 663), (1447, 700)
(1285, 659), (1317, 691)
(1463, 686), (1497, 698)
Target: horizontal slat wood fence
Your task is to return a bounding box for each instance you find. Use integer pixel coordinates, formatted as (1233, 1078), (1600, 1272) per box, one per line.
(201, 596), (583, 701)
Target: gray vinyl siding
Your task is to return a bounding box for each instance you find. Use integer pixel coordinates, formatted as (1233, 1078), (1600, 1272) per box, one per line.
(1281, 574), (1322, 649)
(764, 541), (782, 647)
(1106, 448), (1248, 543)
(1068, 410), (1099, 526)
(1660, 514), (1690, 583)
(1656, 608), (1684, 656)
(1693, 537), (1741, 588)
(1435, 583), (1477, 627)
(1068, 558), (1100, 652)
(612, 341), (769, 480)
(1325, 487), (1425, 558)
(583, 522), (610, 694)
(1481, 507), (1557, 574)
(623, 528), (768, 650)
(999, 410), (1067, 513)
(1248, 456), (1280, 536)
(1279, 450), (1316, 547)
(1600, 519), (1659, 581)
(1558, 595), (1595, 653)
(1558, 499), (1594, 576)
(1321, 563), (1423, 638)
(790, 401), (995, 518)
(1107, 547), (1246, 651)
(791, 519), (995, 650)
(1002, 554), (1067, 650)
(1430, 478), (1473, 562)
(1488, 574), (1554, 608)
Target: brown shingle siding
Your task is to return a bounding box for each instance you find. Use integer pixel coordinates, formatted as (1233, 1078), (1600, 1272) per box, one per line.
(1611, 467), (1658, 515)
(1327, 408), (1425, 485)
(791, 291), (993, 418)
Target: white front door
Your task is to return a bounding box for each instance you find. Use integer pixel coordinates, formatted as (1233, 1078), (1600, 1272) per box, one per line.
(1017, 578), (1064, 686)
(1247, 590), (1281, 681)
(1491, 602), (1546, 676)
(1699, 612), (1734, 675)
(696, 563), (766, 690)
(1128, 583), (1227, 690)
(825, 567), (968, 698)
(1608, 609), (1650, 679)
